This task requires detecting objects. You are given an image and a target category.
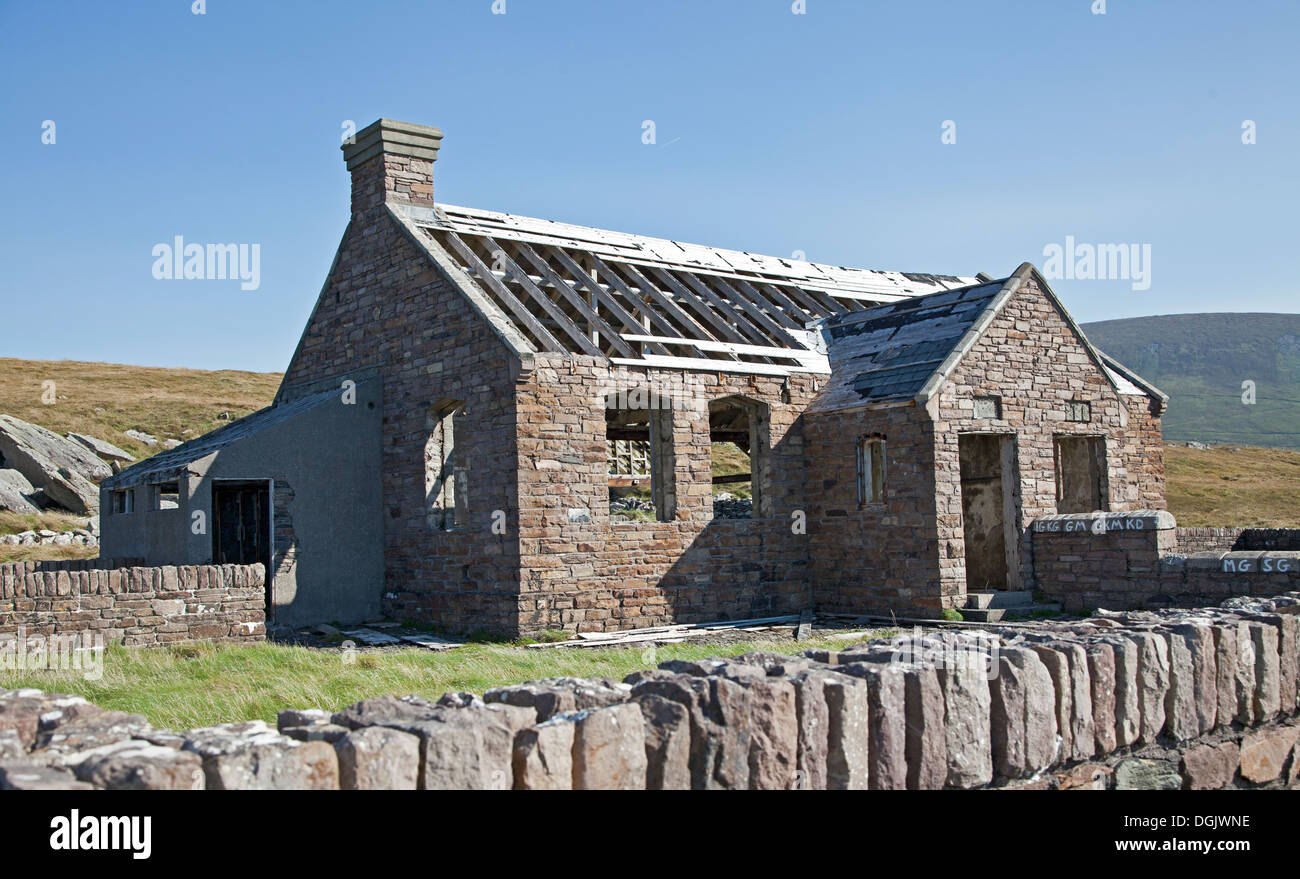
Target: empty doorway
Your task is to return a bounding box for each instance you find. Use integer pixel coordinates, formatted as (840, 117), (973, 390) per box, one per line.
(212, 481), (272, 615)
(958, 434), (1019, 592)
(1053, 436), (1107, 513)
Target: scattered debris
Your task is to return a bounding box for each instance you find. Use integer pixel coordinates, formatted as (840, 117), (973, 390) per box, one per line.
(340, 628), (402, 646)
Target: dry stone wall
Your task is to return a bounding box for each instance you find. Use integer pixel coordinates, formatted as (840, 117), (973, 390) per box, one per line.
(0, 563), (265, 647)
(1176, 527), (1300, 554)
(3, 591), (1298, 790)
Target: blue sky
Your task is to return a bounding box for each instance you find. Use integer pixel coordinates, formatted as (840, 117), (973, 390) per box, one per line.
(1, 0), (1297, 372)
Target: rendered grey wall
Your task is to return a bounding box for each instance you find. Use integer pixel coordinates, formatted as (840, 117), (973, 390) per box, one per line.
(99, 380), (383, 628)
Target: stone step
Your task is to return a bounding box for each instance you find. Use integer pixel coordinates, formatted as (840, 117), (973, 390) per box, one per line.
(988, 590), (1034, 609)
(965, 591), (996, 609)
(959, 607), (1006, 623)
(1001, 602), (1066, 620)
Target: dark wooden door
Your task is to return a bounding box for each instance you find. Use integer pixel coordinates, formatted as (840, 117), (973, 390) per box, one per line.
(212, 482), (271, 613)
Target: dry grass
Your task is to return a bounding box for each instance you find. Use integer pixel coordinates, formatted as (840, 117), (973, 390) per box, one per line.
(0, 635), (870, 730)
(0, 357), (281, 462)
(0, 511), (99, 564)
(0, 545), (98, 564)
(1164, 444), (1300, 527)
(0, 510), (88, 536)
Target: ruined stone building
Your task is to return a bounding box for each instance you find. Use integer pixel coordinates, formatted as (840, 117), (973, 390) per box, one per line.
(100, 119), (1168, 634)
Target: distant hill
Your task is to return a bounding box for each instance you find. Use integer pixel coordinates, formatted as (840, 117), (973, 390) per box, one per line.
(1082, 313), (1300, 449)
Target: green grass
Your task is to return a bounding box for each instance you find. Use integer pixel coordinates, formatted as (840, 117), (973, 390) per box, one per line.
(0, 635), (872, 730)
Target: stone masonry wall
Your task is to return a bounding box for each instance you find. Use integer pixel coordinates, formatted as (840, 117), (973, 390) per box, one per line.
(277, 155), (523, 636)
(806, 403), (944, 614)
(514, 357), (818, 632)
(1035, 511), (1300, 611)
(934, 275), (1167, 606)
(0, 558), (143, 576)
(2, 590), (1297, 790)
(0, 563), (265, 647)
(1176, 527), (1300, 554)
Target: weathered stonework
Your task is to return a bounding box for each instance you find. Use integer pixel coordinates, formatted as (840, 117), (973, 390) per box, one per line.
(0, 563), (265, 646)
(5, 590), (1299, 790)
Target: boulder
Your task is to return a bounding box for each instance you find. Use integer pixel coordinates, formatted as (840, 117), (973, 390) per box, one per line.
(0, 690), (100, 750)
(1231, 620), (1260, 723)
(1120, 631), (1170, 744)
(67, 433), (135, 466)
(1170, 622), (1218, 734)
(1102, 636), (1141, 747)
(0, 468), (40, 514)
(124, 429), (157, 447)
(388, 709), (513, 791)
(990, 652), (1029, 779)
(1247, 622), (1281, 722)
(0, 414), (111, 513)
(787, 670), (831, 790)
(1028, 643), (1075, 755)
(1162, 629), (1200, 742)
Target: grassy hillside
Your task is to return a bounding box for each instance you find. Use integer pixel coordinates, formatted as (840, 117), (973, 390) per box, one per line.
(1082, 313), (1300, 449)
(0, 358), (282, 461)
(1164, 444), (1300, 527)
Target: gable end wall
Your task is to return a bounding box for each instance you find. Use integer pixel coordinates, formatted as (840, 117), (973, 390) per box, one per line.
(279, 201), (524, 635)
(934, 274), (1166, 599)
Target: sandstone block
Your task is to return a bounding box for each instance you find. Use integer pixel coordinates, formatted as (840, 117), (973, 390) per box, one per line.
(335, 726), (420, 790)
(572, 702), (646, 790)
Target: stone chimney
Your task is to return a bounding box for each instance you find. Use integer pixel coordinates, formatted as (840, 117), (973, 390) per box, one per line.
(341, 118), (443, 215)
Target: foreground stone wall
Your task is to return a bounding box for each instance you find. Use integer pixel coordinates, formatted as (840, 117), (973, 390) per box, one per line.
(1035, 511), (1300, 611)
(2, 591), (1297, 790)
(0, 563), (265, 646)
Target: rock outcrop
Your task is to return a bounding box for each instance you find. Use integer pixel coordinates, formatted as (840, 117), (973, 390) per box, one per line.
(0, 415), (111, 514)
